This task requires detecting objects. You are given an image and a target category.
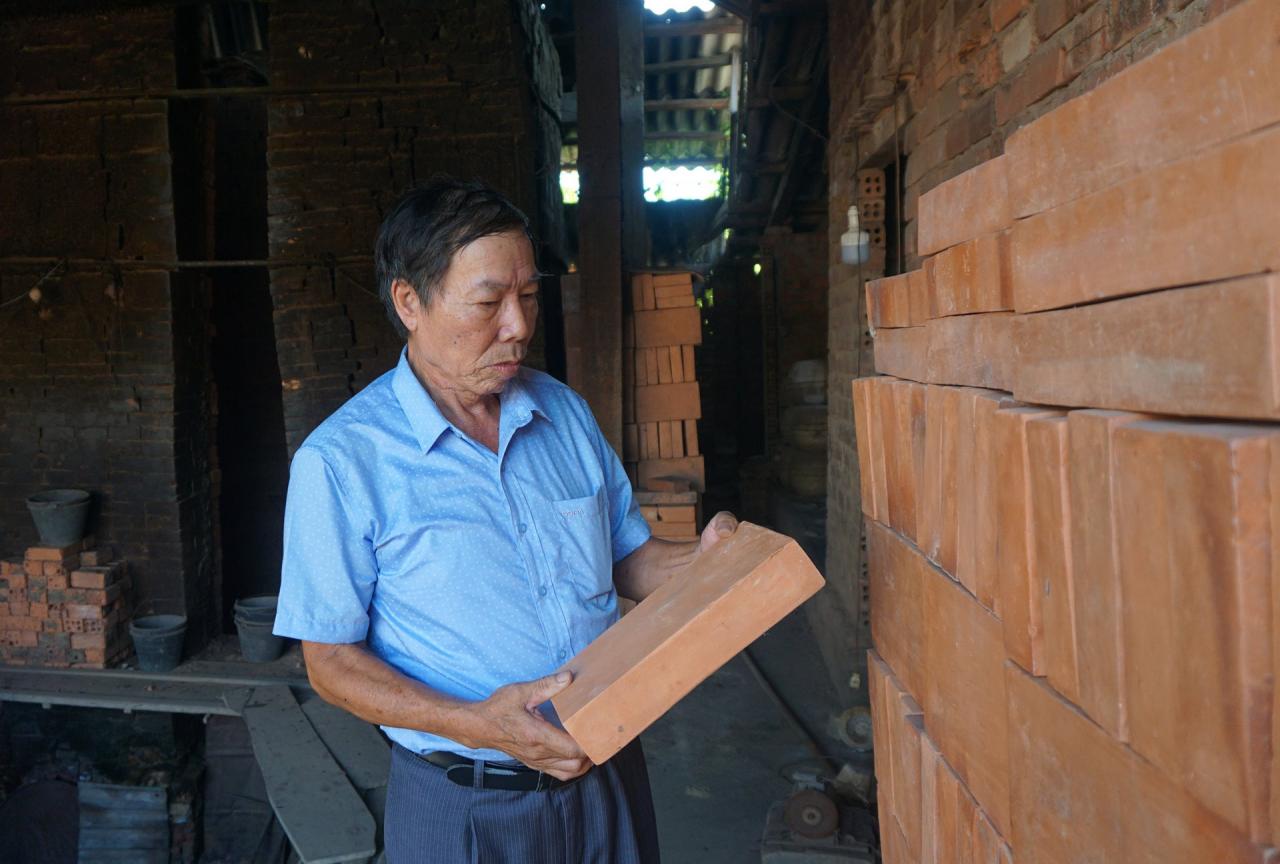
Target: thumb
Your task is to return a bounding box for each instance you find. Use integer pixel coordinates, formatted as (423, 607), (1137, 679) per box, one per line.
(700, 511), (740, 551)
(524, 670), (573, 709)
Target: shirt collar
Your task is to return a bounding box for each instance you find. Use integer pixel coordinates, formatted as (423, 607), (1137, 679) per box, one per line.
(391, 348), (552, 454)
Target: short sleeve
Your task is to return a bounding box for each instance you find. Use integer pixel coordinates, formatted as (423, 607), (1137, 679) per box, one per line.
(273, 446), (379, 643)
(600, 433), (652, 563)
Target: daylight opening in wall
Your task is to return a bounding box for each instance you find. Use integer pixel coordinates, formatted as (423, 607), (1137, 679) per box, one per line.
(643, 0), (715, 13)
(642, 165), (722, 201)
(560, 169), (580, 205)
(560, 166), (724, 204)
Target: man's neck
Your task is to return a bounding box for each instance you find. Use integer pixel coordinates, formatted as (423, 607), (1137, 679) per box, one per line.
(406, 345), (502, 449)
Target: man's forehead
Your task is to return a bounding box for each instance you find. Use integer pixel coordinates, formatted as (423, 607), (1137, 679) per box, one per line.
(469, 274), (541, 293)
(444, 233), (538, 289)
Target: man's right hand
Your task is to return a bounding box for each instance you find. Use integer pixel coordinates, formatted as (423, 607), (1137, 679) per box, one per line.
(467, 671), (592, 781)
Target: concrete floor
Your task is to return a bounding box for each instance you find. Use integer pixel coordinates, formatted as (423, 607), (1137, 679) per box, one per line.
(643, 605), (851, 863)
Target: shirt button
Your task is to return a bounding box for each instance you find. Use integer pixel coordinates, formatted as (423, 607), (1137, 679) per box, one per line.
(518, 522), (528, 534)
(538, 585), (548, 597)
(557, 649), (567, 661)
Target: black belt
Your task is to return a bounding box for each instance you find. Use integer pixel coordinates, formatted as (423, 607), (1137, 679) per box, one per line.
(419, 750), (576, 792)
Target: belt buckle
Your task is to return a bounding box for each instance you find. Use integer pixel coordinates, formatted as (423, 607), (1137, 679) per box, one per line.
(443, 763), (473, 786)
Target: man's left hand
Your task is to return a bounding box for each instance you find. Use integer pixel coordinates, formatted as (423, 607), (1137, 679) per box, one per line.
(699, 511), (739, 553)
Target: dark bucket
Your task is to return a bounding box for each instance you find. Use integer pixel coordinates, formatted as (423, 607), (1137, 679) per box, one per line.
(233, 595), (278, 624)
(235, 615), (285, 663)
(25, 489), (91, 547)
(128, 615), (187, 672)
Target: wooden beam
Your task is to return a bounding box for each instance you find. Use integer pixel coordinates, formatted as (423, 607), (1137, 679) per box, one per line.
(564, 158), (726, 170)
(643, 18), (742, 37)
(644, 158), (726, 168)
(645, 97), (730, 111)
(645, 53), (734, 73)
(644, 131), (728, 141)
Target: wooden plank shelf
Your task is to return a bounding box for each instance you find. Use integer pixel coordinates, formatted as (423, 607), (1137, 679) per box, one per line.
(242, 686), (377, 864)
(0, 658), (390, 864)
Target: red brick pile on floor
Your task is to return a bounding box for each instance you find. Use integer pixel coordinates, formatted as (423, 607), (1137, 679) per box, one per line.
(0, 539), (131, 669)
(854, 1), (1280, 860)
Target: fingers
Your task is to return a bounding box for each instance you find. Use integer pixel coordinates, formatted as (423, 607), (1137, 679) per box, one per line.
(541, 758), (594, 781)
(700, 510), (740, 551)
(524, 719), (587, 761)
(478, 676), (590, 775)
(508, 718), (592, 779)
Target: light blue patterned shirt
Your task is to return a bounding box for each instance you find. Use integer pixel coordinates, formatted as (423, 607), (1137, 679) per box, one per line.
(274, 348), (651, 760)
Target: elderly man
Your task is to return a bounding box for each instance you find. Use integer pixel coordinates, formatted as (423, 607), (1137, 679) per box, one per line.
(274, 177), (738, 863)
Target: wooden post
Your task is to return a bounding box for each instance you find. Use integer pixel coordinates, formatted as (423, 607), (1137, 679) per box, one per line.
(573, 0), (643, 455)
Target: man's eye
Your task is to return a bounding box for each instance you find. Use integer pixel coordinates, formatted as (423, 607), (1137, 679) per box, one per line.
(521, 292), (539, 301)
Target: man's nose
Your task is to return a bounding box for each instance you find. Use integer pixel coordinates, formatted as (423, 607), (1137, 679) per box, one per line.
(497, 292), (532, 342)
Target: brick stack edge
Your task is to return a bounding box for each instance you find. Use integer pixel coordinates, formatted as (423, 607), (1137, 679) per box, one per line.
(623, 273), (706, 524)
(0, 540), (131, 669)
(855, 2), (1280, 861)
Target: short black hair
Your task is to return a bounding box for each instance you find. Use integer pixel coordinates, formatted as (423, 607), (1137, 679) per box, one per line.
(375, 177), (536, 339)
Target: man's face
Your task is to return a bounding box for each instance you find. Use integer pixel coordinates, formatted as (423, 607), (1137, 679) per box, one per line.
(395, 229), (540, 398)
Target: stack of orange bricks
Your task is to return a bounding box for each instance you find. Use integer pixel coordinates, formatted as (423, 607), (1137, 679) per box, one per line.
(635, 490), (700, 542)
(854, 2), (1280, 861)
(623, 272), (704, 508)
(0, 540), (131, 669)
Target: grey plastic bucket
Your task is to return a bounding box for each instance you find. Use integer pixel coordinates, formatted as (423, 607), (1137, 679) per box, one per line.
(128, 615), (187, 672)
(25, 489), (91, 547)
(233, 595), (278, 624)
(235, 615), (285, 663)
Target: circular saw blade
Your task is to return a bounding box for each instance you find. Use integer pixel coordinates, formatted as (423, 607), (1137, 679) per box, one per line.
(783, 788), (839, 838)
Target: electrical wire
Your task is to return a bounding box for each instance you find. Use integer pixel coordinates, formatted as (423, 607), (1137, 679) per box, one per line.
(0, 258), (65, 310)
(767, 60), (829, 144)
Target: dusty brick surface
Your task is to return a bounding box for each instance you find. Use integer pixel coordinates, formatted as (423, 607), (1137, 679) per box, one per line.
(1011, 125), (1280, 313)
(867, 521), (926, 704)
(1012, 275), (1280, 419)
(923, 539), (1011, 837)
(1065, 408), (1147, 741)
(1113, 420), (1279, 843)
(1008, 664), (1266, 863)
(1006, 0), (1280, 218)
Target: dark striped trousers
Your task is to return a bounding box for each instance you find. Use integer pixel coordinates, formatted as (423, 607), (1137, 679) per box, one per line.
(384, 742), (661, 863)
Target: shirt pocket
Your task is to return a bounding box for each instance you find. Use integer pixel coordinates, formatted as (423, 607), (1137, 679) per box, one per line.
(543, 487), (614, 604)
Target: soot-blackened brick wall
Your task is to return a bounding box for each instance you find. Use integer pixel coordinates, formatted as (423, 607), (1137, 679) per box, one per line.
(0, 6), (216, 642)
(822, 0), (1250, 700)
(267, 0), (562, 455)
(762, 229), (829, 396)
(0, 1), (561, 650)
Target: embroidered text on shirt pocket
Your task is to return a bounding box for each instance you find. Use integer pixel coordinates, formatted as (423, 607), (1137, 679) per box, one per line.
(551, 488), (613, 602)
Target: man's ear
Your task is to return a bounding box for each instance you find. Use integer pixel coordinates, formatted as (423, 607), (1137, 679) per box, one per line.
(390, 278), (420, 333)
